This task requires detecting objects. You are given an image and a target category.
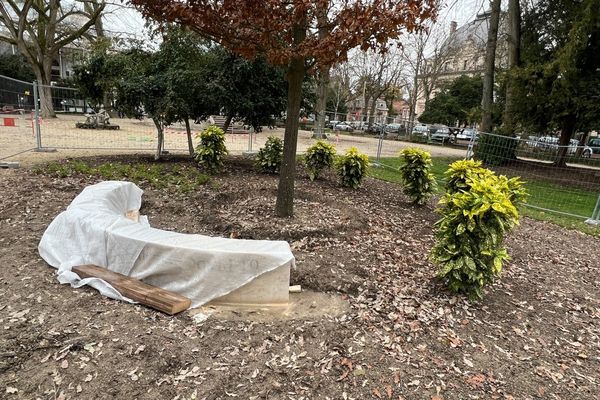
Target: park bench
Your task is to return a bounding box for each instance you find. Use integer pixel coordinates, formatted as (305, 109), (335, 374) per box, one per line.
(0, 105), (25, 115)
(39, 181), (294, 310)
(209, 115), (251, 134)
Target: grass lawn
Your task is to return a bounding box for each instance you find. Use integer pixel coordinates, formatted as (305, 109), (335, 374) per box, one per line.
(371, 156), (600, 236)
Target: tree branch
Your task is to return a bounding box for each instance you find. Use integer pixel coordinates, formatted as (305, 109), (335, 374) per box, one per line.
(52, 1), (105, 51)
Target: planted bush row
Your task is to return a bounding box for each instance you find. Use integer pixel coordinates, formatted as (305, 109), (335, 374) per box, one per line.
(194, 128), (370, 188)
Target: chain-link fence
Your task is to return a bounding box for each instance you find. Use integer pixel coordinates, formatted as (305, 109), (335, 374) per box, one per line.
(312, 111), (599, 224)
(33, 82), (253, 155)
(471, 131), (600, 224)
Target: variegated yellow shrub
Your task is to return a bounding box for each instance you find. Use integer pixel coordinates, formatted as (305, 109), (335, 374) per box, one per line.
(431, 160), (527, 299)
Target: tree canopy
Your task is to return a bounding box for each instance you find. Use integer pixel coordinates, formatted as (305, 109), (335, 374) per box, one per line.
(210, 47), (287, 132)
(512, 0), (600, 164)
(0, 53), (35, 82)
(72, 27), (294, 159)
(419, 75), (482, 127)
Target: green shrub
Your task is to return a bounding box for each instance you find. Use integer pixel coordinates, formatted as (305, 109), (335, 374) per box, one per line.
(444, 159), (493, 194)
(431, 163), (526, 299)
(305, 140), (336, 180)
(256, 136), (283, 174)
(399, 148), (437, 205)
(194, 125), (228, 173)
(335, 147), (369, 188)
(474, 133), (519, 166)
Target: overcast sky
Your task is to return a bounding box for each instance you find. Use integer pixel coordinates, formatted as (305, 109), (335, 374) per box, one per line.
(437, 0), (492, 31)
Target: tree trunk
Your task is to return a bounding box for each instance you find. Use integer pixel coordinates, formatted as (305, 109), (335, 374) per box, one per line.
(313, 67), (329, 139)
(502, 0), (521, 136)
(481, 0), (501, 134)
(223, 113), (233, 133)
(368, 97), (377, 128)
(313, 5), (330, 139)
(185, 118), (194, 156)
(153, 118), (164, 160)
(363, 94), (371, 127)
(36, 65), (56, 118)
(555, 113), (576, 167)
(275, 56), (305, 218)
(408, 60), (421, 140)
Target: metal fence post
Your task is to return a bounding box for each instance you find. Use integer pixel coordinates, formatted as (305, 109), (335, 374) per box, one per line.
(586, 193), (600, 226)
(32, 80), (42, 150)
(466, 134), (476, 159)
(376, 124), (384, 164)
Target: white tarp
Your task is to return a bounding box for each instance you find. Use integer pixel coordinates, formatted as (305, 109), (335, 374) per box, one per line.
(38, 181), (295, 308)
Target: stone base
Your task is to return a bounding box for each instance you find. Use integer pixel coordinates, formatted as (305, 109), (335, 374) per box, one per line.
(242, 150), (258, 158)
(585, 218), (600, 226)
(0, 161), (20, 169)
(311, 133), (329, 140)
(209, 263), (291, 306)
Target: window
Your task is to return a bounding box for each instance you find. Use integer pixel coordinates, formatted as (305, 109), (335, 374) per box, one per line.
(463, 60), (468, 70)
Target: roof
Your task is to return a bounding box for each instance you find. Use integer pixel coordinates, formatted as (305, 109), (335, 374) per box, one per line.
(444, 12), (490, 50)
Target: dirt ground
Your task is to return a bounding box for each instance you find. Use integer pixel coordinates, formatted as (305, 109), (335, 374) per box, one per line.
(1, 155), (599, 400)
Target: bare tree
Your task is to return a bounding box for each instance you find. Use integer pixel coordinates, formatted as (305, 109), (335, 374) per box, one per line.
(349, 48), (404, 128)
(480, 0), (501, 133)
(328, 63), (351, 121)
(0, 0), (105, 117)
(400, 15), (465, 134)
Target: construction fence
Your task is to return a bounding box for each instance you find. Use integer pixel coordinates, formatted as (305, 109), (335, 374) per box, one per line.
(1, 76), (598, 225)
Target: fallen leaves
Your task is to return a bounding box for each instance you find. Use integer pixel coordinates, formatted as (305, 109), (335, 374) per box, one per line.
(5, 386), (18, 394)
(465, 373), (486, 389)
(1, 158), (600, 399)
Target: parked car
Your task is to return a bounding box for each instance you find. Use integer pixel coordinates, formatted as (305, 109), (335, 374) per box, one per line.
(535, 136), (559, 149)
(534, 136), (579, 155)
(348, 121), (364, 130)
(384, 123), (403, 134)
(456, 128), (478, 141)
(325, 120), (340, 129)
(430, 125), (451, 142)
(364, 122), (384, 135)
(334, 122), (354, 132)
(411, 124), (429, 136)
(583, 137), (600, 158)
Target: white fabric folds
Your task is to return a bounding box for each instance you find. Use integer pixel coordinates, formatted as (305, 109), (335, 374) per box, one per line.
(38, 181), (295, 308)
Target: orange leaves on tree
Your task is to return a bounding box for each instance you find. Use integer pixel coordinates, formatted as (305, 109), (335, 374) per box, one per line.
(130, 0), (438, 72)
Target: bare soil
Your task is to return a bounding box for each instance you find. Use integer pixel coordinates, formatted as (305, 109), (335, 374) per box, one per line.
(1, 155), (599, 400)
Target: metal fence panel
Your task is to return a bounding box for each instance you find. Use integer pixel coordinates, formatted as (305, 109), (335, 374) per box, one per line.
(5, 79), (599, 224)
(34, 82), (252, 155)
(471, 131), (600, 221)
(0, 75), (37, 161)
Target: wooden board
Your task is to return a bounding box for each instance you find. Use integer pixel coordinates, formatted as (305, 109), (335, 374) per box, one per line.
(72, 265), (191, 315)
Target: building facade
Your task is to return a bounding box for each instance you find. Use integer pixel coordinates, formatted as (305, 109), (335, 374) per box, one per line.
(345, 97), (389, 124)
(415, 11), (508, 116)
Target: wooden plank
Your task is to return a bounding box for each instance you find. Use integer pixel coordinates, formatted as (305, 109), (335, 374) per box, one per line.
(72, 265), (191, 315)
